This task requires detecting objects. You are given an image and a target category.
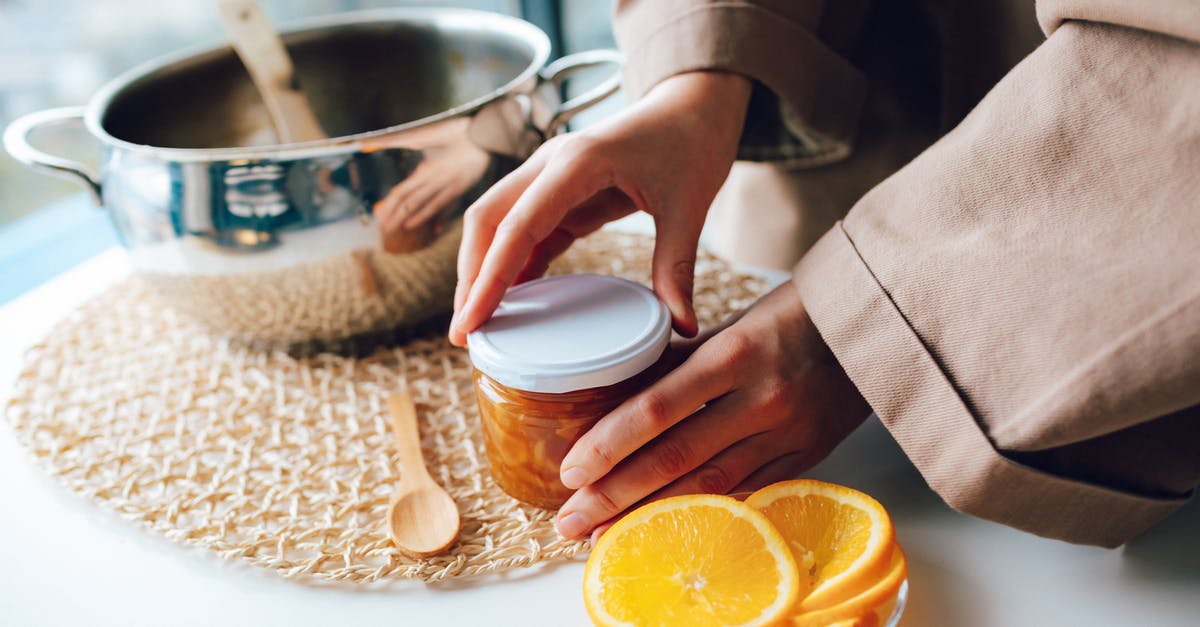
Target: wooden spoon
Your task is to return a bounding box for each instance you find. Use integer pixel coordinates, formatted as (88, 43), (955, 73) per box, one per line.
(216, 0), (326, 143)
(385, 392), (460, 557)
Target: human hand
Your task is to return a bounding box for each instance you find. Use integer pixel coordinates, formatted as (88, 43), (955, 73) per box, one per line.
(372, 118), (491, 237)
(551, 281), (872, 541)
(447, 71), (752, 346)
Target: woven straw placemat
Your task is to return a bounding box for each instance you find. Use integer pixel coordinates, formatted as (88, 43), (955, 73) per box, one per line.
(5, 230), (768, 584)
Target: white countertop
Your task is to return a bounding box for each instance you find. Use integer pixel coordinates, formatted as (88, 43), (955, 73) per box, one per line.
(2, 244), (1197, 627)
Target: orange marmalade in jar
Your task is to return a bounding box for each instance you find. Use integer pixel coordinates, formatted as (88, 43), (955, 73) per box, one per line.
(467, 274), (671, 509)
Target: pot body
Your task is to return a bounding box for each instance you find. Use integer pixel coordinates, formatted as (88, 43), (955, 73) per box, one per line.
(5, 8), (620, 351)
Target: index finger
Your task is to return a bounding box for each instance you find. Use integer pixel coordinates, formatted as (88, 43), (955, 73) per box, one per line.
(558, 338), (738, 490)
(450, 150), (550, 346)
(452, 147), (616, 340)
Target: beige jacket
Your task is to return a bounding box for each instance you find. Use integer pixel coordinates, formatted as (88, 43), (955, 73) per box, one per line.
(613, 0), (1200, 547)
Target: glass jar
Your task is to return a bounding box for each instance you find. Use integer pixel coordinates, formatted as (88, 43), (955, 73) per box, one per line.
(467, 274), (671, 509)
(472, 369), (648, 508)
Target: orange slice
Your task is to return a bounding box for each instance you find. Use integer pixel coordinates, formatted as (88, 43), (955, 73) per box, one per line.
(583, 494), (800, 627)
(790, 546), (908, 627)
(745, 479), (895, 612)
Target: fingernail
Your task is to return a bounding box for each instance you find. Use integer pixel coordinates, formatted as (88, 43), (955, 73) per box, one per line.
(454, 304), (471, 329)
(560, 466), (589, 490)
(451, 309), (468, 334)
(557, 511), (588, 539)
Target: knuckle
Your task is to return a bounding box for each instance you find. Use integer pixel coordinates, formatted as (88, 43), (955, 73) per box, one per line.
(635, 392), (673, 430)
(559, 132), (599, 157)
(494, 217), (540, 249)
(462, 202), (494, 230)
(671, 257), (697, 281)
(587, 484), (621, 517)
(756, 382), (795, 431)
(585, 440), (616, 473)
(695, 463), (736, 495)
(665, 258), (697, 300)
(650, 438), (694, 480)
(759, 377), (793, 412)
(555, 134), (608, 171)
(711, 331), (753, 363)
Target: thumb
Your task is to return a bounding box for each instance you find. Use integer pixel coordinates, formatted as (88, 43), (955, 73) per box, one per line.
(651, 209), (704, 338)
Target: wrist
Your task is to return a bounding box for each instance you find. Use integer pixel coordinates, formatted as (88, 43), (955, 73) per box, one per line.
(643, 70), (751, 137)
(761, 281), (868, 405)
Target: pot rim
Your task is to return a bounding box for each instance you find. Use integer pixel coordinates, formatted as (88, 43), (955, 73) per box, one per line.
(84, 7), (551, 163)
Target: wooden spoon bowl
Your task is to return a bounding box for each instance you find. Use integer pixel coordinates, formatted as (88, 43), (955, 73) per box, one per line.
(385, 392), (460, 557)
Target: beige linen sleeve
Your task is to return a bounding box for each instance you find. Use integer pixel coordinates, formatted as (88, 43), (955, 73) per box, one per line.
(792, 3), (1200, 547)
(613, 0), (868, 166)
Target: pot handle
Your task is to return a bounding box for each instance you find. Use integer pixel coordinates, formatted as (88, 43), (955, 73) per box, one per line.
(3, 106), (102, 205)
(538, 49), (623, 133)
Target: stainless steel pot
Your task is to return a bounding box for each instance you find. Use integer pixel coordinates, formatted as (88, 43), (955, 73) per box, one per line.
(4, 8), (620, 352)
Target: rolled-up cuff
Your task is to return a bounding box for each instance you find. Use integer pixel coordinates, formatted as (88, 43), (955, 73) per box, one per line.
(615, 2), (866, 167)
(792, 223), (1188, 547)
(1037, 0), (1200, 44)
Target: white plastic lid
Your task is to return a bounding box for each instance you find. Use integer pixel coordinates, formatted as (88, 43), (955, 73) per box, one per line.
(467, 274), (671, 393)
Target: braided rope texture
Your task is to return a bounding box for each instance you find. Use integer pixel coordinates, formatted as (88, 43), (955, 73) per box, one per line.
(5, 231), (767, 584)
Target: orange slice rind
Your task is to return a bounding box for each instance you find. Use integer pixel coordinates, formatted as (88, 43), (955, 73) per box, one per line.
(790, 545), (908, 626)
(746, 479), (896, 612)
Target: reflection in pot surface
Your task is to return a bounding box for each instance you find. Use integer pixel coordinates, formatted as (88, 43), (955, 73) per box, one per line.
(139, 220), (467, 354)
(124, 117), (515, 350)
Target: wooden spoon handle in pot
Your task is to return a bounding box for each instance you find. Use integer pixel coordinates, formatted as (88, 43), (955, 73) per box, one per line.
(216, 0), (326, 143)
